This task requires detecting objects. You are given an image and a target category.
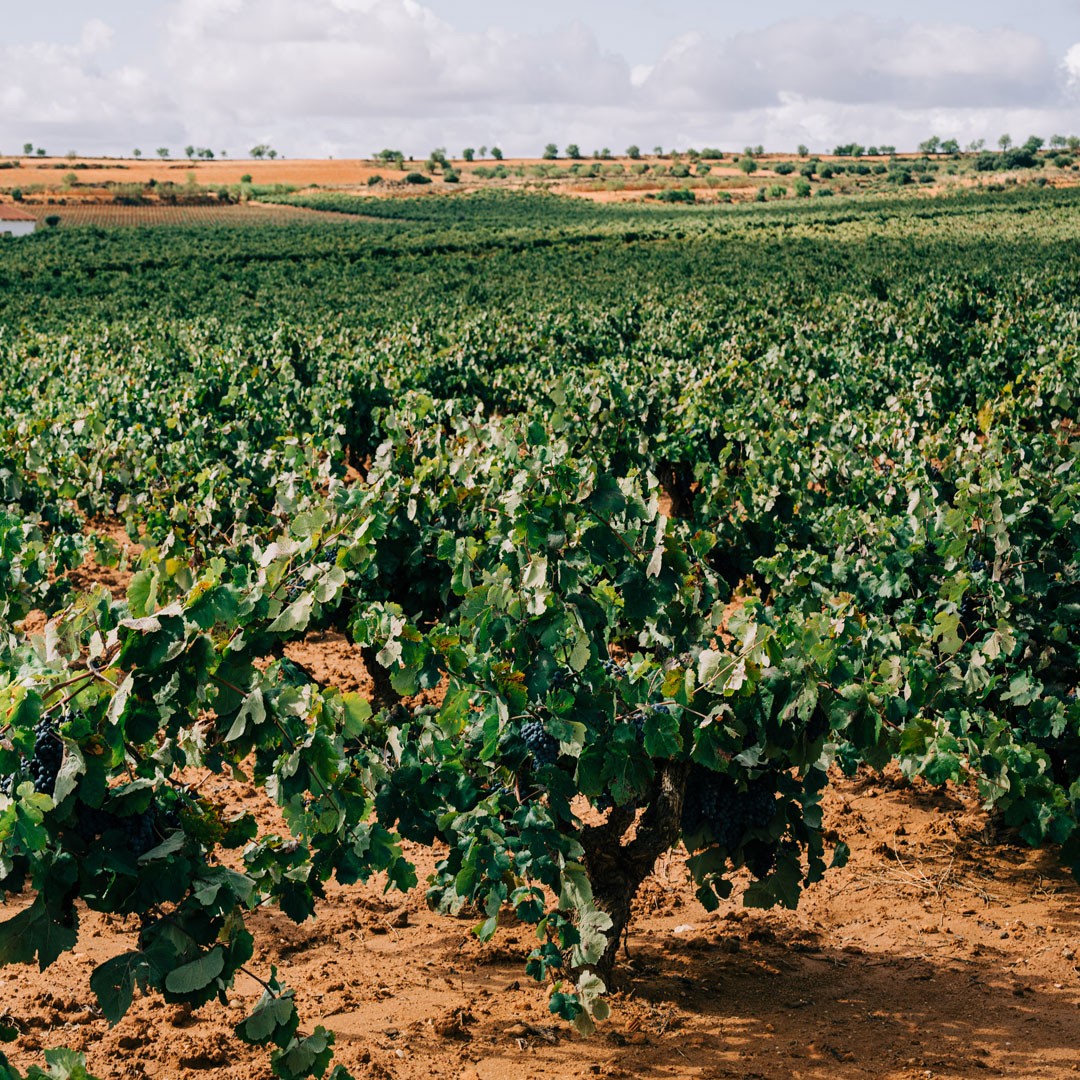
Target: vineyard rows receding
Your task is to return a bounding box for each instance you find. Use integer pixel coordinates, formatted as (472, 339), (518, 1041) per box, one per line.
(0, 187), (1078, 1080)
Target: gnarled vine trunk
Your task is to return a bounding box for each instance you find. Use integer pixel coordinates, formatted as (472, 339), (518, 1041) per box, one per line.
(579, 760), (689, 983)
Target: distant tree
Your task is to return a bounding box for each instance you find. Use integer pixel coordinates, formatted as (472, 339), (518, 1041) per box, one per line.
(198, 148), (214, 159)
(1023, 135), (1044, 153)
(653, 145), (664, 157)
(542, 143), (558, 159)
(965, 139), (985, 153)
(940, 139), (960, 155)
(867, 146), (879, 156)
(156, 147), (170, 159)
(491, 146), (503, 160)
(998, 133), (1012, 151)
(478, 145), (488, 158)
(250, 145), (269, 159)
(918, 135), (941, 154)
(600, 147), (612, 160)
(797, 144), (809, 157)
(565, 143), (582, 159)
(1050, 134), (1067, 149)
(185, 145), (196, 158)
(462, 148), (475, 161)
(35, 148), (45, 157)
(879, 145), (896, 155)
(754, 144), (764, 156)
(22, 143), (33, 156)
(1068, 136), (1080, 151)
(738, 156), (758, 175)
(626, 145), (641, 160)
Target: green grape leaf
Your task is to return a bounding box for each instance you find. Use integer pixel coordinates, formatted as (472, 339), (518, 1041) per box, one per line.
(163, 946), (225, 994)
(89, 952), (151, 1026)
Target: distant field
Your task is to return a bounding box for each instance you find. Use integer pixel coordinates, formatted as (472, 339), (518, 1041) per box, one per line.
(3, 147), (1077, 215)
(21, 202), (361, 227)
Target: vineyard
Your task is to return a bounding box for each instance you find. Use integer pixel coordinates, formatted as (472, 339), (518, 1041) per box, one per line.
(0, 186), (1078, 1079)
(17, 204), (362, 230)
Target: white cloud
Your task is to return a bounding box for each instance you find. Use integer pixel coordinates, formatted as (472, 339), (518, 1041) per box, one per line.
(0, 19), (173, 151)
(0, 5), (1077, 158)
(638, 16), (1056, 111)
(1065, 42), (1080, 88)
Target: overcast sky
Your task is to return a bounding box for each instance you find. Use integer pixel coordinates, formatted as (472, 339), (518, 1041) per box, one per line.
(3, 1), (1079, 158)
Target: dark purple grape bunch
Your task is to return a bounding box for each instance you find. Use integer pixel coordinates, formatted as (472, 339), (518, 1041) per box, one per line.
(29, 717), (64, 796)
(602, 659), (626, 680)
(521, 718), (559, 767)
(681, 765), (777, 854)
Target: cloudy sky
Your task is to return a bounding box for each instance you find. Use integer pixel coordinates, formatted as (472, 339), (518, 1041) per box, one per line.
(3, 0), (1079, 158)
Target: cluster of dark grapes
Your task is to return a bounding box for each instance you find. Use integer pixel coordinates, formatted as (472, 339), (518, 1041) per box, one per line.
(628, 703), (670, 742)
(2, 720), (64, 798)
(602, 659), (626, 679)
(681, 765), (777, 853)
(521, 719), (559, 767)
(73, 804), (164, 858)
(29, 718), (63, 795)
(550, 668), (571, 690)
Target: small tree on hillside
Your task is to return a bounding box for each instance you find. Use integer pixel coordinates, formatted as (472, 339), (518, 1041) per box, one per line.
(797, 144), (809, 157)
(940, 139), (960, 155)
(491, 146), (503, 160)
(543, 143), (559, 160)
(156, 147), (170, 159)
(626, 145), (641, 159)
(919, 135), (941, 154)
(22, 143), (33, 156)
(566, 144), (582, 159)
(998, 133), (1013, 151)
(185, 145), (196, 158)
(462, 148), (475, 161)
(738, 156), (758, 175)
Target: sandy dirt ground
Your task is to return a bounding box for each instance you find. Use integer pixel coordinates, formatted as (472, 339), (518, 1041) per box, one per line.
(4, 545), (1080, 1079)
